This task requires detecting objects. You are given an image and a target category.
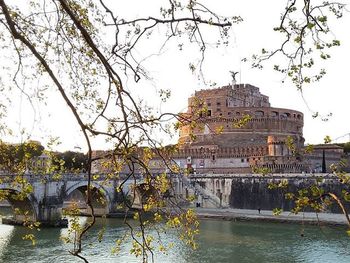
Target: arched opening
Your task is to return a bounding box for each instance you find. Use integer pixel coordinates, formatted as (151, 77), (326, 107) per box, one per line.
(63, 184), (109, 217)
(271, 111), (279, 117)
(254, 110), (264, 117)
(280, 113), (289, 119)
(130, 183), (159, 210)
(0, 188), (37, 224)
(282, 112), (291, 118)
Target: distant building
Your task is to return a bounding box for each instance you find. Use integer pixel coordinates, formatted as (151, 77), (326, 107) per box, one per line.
(303, 144), (344, 173)
(0, 140), (50, 174)
(175, 84), (305, 173)
(30, 152), (51, 173)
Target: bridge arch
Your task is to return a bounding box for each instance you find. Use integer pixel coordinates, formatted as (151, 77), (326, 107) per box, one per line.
(64, 182), (113, 215)
(0, 186), (39, 222)
(129, 183), (159, 209)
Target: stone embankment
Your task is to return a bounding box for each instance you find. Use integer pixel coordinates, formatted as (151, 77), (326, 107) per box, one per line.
(195, 208), (350, 227)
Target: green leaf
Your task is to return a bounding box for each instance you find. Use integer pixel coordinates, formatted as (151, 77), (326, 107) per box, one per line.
(307, 23), (315, 29)
(272, 208), (283, 216)
(318, 16), (328, 23)
(324, 135), (332, 144)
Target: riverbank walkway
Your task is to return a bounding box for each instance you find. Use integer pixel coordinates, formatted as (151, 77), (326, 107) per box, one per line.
(194, 207), (350, 227)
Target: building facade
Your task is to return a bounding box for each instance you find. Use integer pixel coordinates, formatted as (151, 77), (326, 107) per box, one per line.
(175, 84), (306, 173)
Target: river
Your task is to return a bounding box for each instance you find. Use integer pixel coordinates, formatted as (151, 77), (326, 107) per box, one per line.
(0, 215), (349, 263)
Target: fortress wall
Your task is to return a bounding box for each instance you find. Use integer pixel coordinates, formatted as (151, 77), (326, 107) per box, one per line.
(180, 117), (303, 141)
(229, 176), (350, 213)
(173, 145), (269, 159)
(188, 174), (350, 213)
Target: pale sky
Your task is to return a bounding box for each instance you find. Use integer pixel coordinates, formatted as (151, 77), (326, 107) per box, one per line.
(2, 0), (350, 151)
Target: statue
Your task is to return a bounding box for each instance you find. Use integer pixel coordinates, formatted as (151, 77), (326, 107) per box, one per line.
(229, 70), (239, 85)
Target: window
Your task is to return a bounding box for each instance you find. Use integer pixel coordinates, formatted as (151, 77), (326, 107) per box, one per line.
(241, 158), (244, 162)
(207, 110), (212, 116)
(271, 111), (278, 117)
(255, 111), (264, 117)
(217, 108), (221, 112)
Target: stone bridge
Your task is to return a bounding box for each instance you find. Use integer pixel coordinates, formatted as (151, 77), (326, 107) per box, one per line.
(0, 173), (175, 226)
(3, 172), (342, 226)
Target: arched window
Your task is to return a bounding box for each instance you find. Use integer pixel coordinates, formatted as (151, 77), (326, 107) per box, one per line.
(271, 111), (279, 117)
(280, 113), (288, 119)
(255, 110), (264, 117)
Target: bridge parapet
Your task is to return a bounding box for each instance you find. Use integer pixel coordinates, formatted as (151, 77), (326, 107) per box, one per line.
(0, 172), (143, 182)
(188, 173), (343, 180)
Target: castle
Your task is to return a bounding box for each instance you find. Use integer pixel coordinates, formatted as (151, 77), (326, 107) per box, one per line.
(172, 84), (305, 173)
(91, 83), (344, 175)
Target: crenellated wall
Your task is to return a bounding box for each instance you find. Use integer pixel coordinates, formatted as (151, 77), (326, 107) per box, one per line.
(174, 145), (268, 158)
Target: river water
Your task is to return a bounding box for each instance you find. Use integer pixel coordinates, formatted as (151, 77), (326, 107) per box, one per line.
(0, 215), (349, 263)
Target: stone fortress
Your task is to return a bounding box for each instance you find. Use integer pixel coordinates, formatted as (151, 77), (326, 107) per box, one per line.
(90, 83), (344, 175)
(171, 83), (342, 174)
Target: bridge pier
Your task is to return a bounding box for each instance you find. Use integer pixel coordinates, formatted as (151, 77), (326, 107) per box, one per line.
(0, 191), (68, 227)
(3, 205), (67, 227)
(37, 202), (67, 227)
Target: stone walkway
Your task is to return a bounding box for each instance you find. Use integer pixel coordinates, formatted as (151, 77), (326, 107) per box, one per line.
(194, 207), (350, 226)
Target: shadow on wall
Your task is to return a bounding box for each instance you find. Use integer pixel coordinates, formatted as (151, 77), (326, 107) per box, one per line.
(229, 178), (350, 213)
